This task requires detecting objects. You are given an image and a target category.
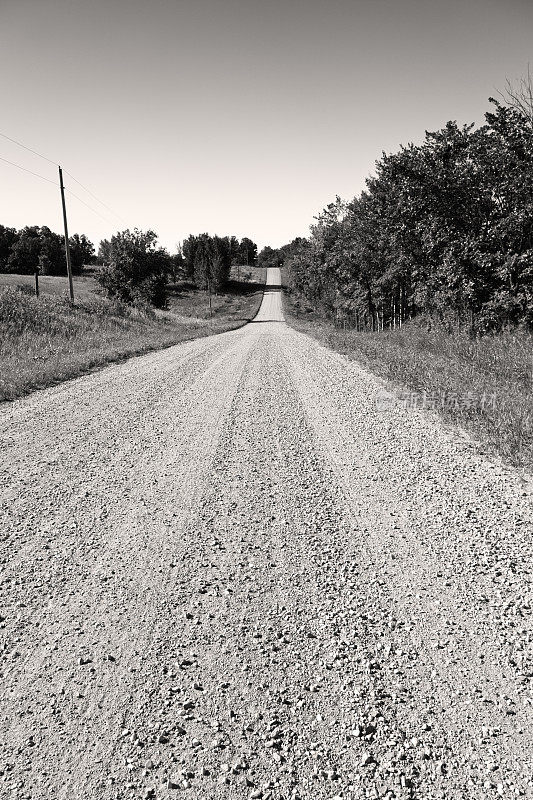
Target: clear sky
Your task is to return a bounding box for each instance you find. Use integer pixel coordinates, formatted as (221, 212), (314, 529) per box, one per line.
(0, 0), (532, 253)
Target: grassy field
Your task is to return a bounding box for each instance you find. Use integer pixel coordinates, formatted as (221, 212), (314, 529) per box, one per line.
(0, 270), (265, 403)
(283, 293), (533, 472)
(0, 271), (100, 302)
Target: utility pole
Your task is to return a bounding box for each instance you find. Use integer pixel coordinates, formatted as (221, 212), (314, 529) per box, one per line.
(58, 166), (75, 304)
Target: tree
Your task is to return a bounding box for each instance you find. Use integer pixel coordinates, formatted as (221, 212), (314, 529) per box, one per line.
(238, 237), (258, 266)
(192, 233), (214, 289)
(69, 234), (95, 272)
(285, 95), (533, 331)
(169, 245), (185, 282)
(228, 236), (240, 266)
(182, 235), (199, 280)
(498, 65), (533, 127)
(212, 236), (232, 289)
(7, 226), (42, 274)
(96, 228), (171, 307)
(0, 226), (19, 272)
(37, 227), (64, 276)
(98, 238), (112, 265)
(257, 246), (277, 269)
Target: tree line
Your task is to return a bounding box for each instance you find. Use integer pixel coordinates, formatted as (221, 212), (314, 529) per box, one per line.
(0, 223), (258, 308)
(0, 225), (94, 275)
(97, 231), (257, 306)
(277, 98), (533, 332)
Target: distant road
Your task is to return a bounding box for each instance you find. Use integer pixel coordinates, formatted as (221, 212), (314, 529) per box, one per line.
(1, 267), (532, 798)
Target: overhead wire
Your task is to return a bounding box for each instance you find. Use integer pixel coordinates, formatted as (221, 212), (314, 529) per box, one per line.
(0, 131), (58, 166)
(0, 155), (57, 185)
(65, 189), (115, 225)
(0, 155), (115, 228)
(0, 128), (124, 225)
(63, 169), (125, 223)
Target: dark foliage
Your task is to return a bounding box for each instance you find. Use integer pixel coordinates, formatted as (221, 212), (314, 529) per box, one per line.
(96, 229), (172, 308)
(258, 239), (306, 270)
(69, 234), (95, 272)
(182, 233), (258, 290)
(0, 225), (95, 276)
(285, 100), (533, 332)
(0, 225), (19, 271)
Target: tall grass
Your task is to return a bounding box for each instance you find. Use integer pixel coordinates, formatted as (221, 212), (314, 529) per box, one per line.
(285, 299), (533, 471)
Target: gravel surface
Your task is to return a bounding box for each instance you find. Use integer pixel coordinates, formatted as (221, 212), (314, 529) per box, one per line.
(1, 268), (533, 799)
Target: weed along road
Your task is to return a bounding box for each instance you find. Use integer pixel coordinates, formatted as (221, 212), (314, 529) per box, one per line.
(2, 267), (533, 800)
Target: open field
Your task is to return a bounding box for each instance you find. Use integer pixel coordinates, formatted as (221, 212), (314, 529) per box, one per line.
(0, 271), (100, 302)
(166, 266), (266, 322)
(0, 265), (266, 312)
(0, 272), (264, 402)
(282, 293), (533, 471)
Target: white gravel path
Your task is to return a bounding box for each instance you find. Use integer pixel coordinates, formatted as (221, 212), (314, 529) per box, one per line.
(1, 268), (533, 800)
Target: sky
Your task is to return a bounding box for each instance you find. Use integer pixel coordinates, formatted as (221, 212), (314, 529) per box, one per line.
(0, 0), (532, 253)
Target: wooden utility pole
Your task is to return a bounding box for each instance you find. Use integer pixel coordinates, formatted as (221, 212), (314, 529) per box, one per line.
(58, 166), (75, 304)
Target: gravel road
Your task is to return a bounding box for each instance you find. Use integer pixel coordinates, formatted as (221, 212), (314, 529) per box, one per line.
(2, 268), (533, 800)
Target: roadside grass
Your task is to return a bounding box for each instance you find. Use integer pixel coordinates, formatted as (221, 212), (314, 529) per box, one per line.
(0, 274), (264, 402)
(283, 294), (533, 471)
(0, 271), (99, 302)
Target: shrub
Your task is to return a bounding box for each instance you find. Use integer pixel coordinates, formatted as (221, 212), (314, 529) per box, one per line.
(96, 228), (171, 307)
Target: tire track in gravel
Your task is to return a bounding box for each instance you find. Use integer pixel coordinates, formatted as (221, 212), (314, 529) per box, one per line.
(109, 325), (427, 800)
(0, 326), (263, 800)
(279, 328), (533, 798)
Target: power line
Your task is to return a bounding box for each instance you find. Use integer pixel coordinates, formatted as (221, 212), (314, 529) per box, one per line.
(0, 153), (113, 225)
(65, 188), (115, 224)
(0, 131), (57, 166)
(63, 169), (125, 222)
(0, 129), (123, 224)
(0, 155), (57, 185)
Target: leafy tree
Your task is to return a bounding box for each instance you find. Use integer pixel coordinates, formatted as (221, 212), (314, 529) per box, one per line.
(182, 235), (199, 280)
(228, 236), (240, 266)
(286, 96), (533, 331)
(212, 236), (232, 289)
(6, 226), (61, 275)
(257, 246), (277, 269)
(0, 226), (19, 272)
(37, 227), (64, 276)
(96, 228), (171, 307)
(3, 225), (95, 276)
(183, 233), (237, 290)
(259, 239), (309, 270)
(238, 237), (258, 266)
(192, 233), (213, 289)
(97, 238), (112, 265)
(169, 246), (185, 282)
(69, 234), (94, 272)
(7, 226), (42, 274)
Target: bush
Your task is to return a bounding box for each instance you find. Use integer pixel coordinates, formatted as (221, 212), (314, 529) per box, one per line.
(96, 229), (171, 307)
